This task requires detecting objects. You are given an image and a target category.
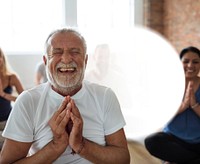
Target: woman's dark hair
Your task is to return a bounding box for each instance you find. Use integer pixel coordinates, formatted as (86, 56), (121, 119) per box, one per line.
(180, 46), (200, 59)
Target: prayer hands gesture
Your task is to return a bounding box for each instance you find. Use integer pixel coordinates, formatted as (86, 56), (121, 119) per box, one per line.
(180, 81), (197, 113)
(48, 96), (84, 155)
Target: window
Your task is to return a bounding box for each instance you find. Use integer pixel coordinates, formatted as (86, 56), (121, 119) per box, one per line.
(76, 0), (135, 53)
(0, 0), (137, 53)
(0, 0), (63, 53)
(77, 0), (134, 28)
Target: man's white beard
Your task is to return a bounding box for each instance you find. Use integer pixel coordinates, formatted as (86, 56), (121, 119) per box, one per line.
(46, 66), (85, 95)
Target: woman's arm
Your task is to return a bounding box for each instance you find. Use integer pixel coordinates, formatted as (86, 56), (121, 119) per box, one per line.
(1, 74), (24, 101)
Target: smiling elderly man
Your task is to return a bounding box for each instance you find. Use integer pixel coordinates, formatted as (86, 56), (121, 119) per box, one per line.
(0, 28), (130, 164)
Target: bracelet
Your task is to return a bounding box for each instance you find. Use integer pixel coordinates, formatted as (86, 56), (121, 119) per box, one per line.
(77, 137), (85, 154)
(191, 102), (199, 109)
(71, 137), (85, 155)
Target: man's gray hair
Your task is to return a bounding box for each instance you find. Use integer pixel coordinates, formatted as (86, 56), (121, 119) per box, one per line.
(44, 28), (87, 55)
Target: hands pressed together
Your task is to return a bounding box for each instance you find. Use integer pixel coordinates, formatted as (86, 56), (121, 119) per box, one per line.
(48, 96), (84, 156)
(180, 81), (199, 113)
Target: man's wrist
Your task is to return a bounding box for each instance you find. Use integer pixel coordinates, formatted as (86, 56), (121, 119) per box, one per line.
(76, 137), (85, 154)
(71, 137), (85, 155)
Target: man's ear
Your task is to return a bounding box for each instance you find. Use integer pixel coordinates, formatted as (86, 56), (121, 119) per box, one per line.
(43, 55), (47, 65)
(85, 54), (88, 68)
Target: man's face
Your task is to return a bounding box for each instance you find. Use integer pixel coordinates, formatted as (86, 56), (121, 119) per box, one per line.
(45, 32), (87, 95)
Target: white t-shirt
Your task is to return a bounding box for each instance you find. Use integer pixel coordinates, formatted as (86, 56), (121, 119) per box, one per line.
(3, 81), (126, 164)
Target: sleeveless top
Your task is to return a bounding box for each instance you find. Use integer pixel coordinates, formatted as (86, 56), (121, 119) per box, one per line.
(164, 86), (200, 143)
(0, 76), (13, 121)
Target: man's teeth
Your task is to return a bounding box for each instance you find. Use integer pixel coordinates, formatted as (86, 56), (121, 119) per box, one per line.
(60, 68), (75, 71)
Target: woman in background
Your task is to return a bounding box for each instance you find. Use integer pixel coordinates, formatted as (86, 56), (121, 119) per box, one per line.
(145, 46), (200, 164)
(0, 48), (24, 130)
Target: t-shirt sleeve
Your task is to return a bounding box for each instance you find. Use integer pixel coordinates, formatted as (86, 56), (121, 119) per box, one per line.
(2, 91), (35, 142)
(103, 88), (126, 135)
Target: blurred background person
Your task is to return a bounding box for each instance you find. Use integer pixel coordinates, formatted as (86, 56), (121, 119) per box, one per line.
(34, 60), (47, 85)
(0, 47), (24, 130)
(85, 44), (131, 109)
(85, 44), (111, 83)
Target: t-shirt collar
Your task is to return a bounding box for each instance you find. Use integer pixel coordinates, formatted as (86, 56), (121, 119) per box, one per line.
(48, 82), (85, 100)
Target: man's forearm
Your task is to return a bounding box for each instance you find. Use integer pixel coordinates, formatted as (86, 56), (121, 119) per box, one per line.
(79, 139), (130, 164)
(14, 141), (64, 164)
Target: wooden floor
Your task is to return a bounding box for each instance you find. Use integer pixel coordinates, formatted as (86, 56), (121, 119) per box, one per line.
(128, 140), (162, 164)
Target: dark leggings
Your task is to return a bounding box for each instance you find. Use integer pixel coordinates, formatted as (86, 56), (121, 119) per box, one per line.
(144, 132), (200, 164)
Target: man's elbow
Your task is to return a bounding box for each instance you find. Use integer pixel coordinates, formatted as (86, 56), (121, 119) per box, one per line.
(125, 150), (131, 164)
(120, 149), (130, 164)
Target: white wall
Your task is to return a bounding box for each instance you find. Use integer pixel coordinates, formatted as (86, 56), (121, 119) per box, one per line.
(7, 54), (44, 89)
